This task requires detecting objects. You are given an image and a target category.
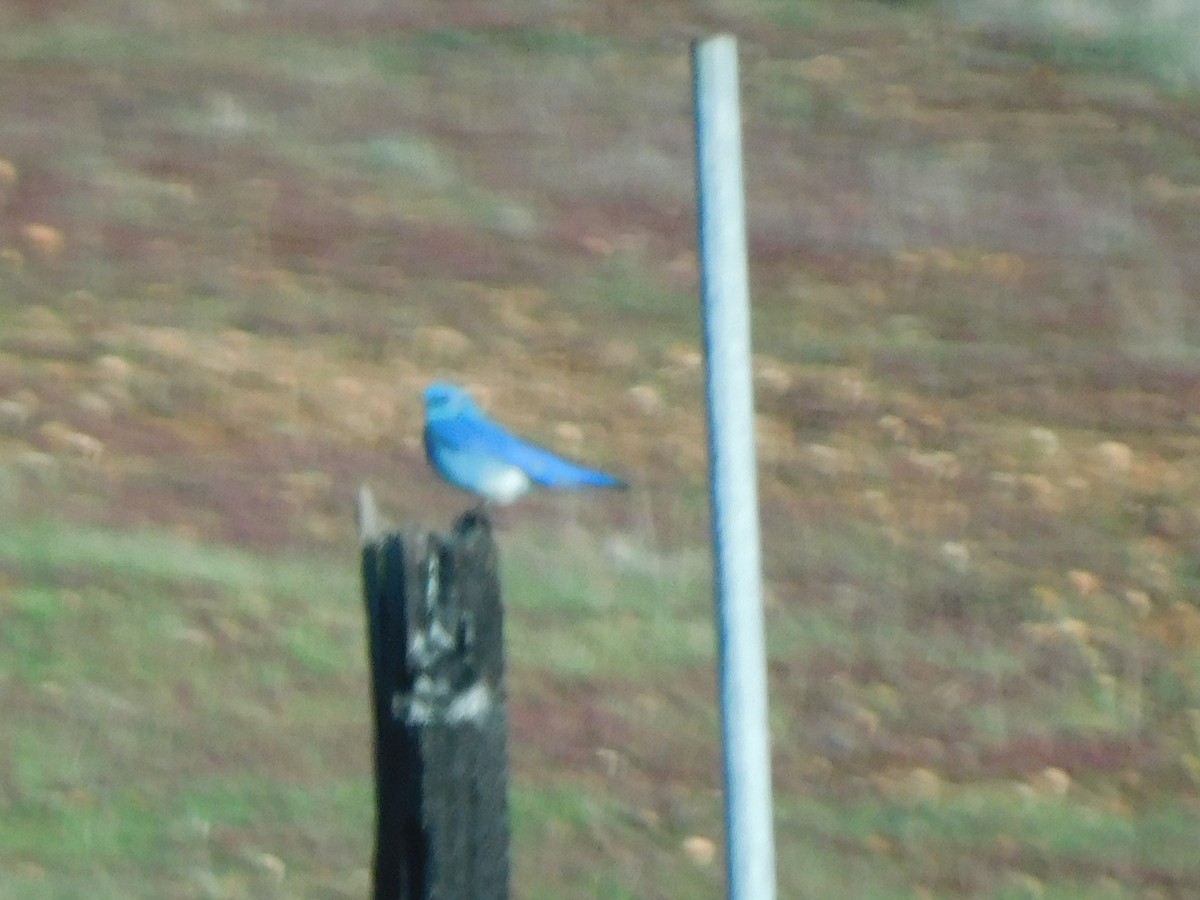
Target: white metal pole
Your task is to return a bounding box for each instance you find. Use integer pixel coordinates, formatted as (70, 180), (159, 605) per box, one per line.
(692, 35), (778, 900)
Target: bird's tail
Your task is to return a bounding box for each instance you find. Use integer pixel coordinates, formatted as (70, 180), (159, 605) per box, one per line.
(529, 455), (626, 490)
(575, 469), (626, 490)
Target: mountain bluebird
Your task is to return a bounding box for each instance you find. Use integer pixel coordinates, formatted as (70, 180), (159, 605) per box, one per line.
(423, 381), (625, 504)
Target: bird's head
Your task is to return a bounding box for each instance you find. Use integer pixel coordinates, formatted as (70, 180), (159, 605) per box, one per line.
(424, 382), (478, 419)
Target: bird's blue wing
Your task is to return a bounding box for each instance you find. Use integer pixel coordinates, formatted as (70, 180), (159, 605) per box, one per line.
(428, 411), (624, 489)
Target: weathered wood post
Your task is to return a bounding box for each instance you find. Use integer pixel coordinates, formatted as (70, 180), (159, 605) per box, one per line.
(358, 489), (510, 900)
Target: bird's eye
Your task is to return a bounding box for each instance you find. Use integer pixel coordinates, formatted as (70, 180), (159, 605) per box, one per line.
(429, 393), (456, 412)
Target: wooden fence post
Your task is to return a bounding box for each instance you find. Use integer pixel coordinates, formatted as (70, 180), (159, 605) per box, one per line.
(359, 492), (510, 900)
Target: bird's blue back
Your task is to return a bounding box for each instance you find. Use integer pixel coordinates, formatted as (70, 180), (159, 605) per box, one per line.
(423, 383), (625, 492)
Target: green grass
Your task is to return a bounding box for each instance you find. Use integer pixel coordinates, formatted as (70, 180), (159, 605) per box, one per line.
(502, 533), (713, 678)
(0, 520), (351, 600)
(2, 509), (1198, 896)
(1027, 17), (1200, 90)
(511, 780), (720, 899)
(5, 0), (1200, 894)
(412, 26), (612, 57)
(0, 521), (370, 897)
(0, 518), (720, 896)
(783, 783), (1200, 888)
(958, 0), (1200, 90)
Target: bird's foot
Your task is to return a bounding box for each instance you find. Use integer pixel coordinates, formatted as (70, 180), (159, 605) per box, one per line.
(454, 501), (493, 535)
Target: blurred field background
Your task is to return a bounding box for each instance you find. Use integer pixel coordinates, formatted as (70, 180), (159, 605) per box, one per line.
(2, 0), (1200, 897)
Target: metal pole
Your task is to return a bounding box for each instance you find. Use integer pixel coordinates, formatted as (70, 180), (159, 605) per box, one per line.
(691, 35), (777, 900)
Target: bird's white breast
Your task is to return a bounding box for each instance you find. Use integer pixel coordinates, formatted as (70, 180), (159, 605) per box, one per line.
(480, 465), (532, 505)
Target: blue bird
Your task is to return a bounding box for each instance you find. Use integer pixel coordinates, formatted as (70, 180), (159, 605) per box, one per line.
(422, 382), (625, 504)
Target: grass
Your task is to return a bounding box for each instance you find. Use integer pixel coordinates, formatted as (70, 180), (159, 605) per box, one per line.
(788, 784), (1200, 890)
(0, 521), (371, 893)
(0, 522), (355, 619)
(511, 780), (719, 899)
(0, 518), (721, 896)
(7, 512), (1198, 896)
(4, 0), (1200, 895)
(957, 0), (1200, 89)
